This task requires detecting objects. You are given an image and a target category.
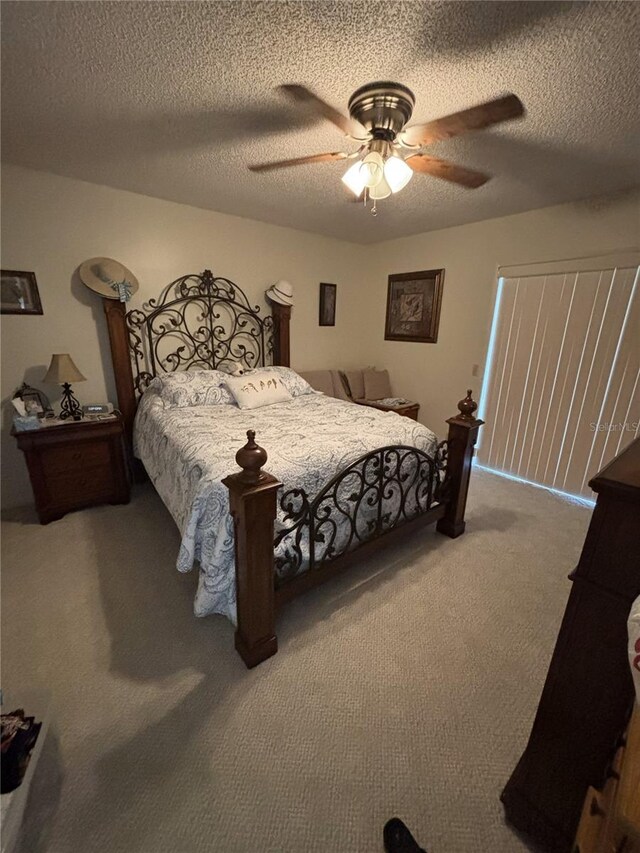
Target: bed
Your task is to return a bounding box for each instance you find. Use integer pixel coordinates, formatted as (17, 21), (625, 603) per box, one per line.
(103, 268), (483, 667)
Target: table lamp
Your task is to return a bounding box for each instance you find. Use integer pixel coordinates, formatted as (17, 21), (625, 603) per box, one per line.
(43, 354), (86, 420)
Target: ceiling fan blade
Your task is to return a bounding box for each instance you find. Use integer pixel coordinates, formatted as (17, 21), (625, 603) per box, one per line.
(279, 84), (366, 138)
(249, 151), (349, 173)
(406, 154), (491, 188)
(403, 93), (524, 145)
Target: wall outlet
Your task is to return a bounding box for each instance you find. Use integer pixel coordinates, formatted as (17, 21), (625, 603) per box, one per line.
(472, 363), (480, 377)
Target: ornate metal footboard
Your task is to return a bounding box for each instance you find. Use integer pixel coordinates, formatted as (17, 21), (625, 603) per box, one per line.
(274, 442), (449, 584)
(223, 391), (484, 669)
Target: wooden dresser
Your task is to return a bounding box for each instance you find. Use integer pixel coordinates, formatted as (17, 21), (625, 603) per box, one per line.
(501, 437), (640, 852)
(14, 415), (130, 523)
(574, 705), (640, 853)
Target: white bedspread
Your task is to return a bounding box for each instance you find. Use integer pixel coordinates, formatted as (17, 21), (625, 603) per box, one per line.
(134, 390), (438, 622)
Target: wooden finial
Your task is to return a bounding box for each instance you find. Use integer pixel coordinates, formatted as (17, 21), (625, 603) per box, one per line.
(235, 430), (268, 483)
(457, 390), (478, 421)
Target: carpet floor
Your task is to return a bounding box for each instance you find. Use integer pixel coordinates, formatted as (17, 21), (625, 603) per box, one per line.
(1, 468), (592, 853)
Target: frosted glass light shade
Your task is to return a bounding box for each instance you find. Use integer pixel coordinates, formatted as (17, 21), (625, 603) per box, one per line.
(384, 155), (413, 192)
(369, 176), (391, 199)
(43, 353), (86, 384)
(341, 160), (367, 197)
(359, 151), (384, 188)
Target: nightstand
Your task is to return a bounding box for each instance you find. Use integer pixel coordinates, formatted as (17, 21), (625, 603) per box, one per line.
(356, 399), (420, 421)
(13, 415), (130, 523)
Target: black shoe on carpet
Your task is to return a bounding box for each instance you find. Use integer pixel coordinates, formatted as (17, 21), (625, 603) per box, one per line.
(383, 817), (427, 853)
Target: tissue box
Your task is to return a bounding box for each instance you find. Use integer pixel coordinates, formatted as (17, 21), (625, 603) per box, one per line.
(12, 415), (40, 432)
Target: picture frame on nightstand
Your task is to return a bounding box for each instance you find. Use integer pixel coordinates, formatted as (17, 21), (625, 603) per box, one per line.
(13, 383), (52, 418)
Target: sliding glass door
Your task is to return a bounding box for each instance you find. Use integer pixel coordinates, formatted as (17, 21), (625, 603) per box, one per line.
(478, 253), (639, 499)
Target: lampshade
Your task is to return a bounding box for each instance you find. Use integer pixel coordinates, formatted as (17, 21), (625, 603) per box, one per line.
(43, 354), (86, 384)
(369, 176), (392, 200)
(341, 160), (367, 197)
(359, 151), (384, 188)
(384, 155), (413, 193)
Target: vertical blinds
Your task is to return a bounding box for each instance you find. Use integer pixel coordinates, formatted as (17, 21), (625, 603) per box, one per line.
(478, 254), (640, 499)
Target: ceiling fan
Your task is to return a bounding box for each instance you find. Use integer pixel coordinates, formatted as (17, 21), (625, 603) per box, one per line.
(249, 82), (525, 213)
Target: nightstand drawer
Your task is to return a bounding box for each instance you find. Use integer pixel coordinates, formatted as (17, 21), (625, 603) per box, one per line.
(45, 464), (114, 502)
(40, 440), (111, 476)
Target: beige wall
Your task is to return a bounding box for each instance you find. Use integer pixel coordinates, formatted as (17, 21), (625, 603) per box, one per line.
(2, 164), (638, 509)
(362, 191), (640, 433)
(0, 164), (369, 507)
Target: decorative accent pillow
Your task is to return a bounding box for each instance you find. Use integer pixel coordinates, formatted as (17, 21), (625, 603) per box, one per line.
(253, 366), (316, 398)
(225, 371), (293, 409)
(298, 370), (352, 400)
(148, 369), (236, 408)
(345, 370), (365, 401)
(363, 368), (392, 401)
(332, 370), (352, 401)
(298, 370), (334, 397)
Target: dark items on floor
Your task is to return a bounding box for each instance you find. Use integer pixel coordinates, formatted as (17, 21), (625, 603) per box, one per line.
(1, 708), (42, 793)
(383, 817), (427, 852)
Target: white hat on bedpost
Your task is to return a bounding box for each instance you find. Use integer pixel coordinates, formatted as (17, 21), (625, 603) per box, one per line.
(79, 257), (139, 303)
(265, 280), (293, 306)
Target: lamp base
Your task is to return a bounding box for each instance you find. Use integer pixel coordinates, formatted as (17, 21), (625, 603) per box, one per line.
(59, 383), (83, 421)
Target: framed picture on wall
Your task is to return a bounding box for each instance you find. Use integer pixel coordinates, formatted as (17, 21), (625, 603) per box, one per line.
(319, 282), (337, 326)
(1, 270), (43, 315)
(384, 268), (444, 343)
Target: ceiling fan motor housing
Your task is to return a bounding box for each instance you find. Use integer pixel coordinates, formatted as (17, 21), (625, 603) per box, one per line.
(348, 82), (415, 139)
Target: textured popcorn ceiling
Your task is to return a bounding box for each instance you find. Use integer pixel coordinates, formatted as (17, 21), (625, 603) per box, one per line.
(2, 1), (639, 244)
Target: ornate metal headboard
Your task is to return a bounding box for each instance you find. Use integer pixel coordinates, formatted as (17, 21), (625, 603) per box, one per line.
(126, 269), (274, 398)
(102, 268), (292, 443)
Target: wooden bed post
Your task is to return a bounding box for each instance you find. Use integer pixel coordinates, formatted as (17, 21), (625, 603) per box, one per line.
(271, 301), (291, 367)
(222, 431), (282, 668)
(102, 298), (137, 445)
(437, 390), (484, 539)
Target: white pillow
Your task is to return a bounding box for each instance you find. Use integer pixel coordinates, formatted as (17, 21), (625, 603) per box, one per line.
(147, 369), (235, 408)
(256, 366), (316, 398)
(225, 371), (293, 409)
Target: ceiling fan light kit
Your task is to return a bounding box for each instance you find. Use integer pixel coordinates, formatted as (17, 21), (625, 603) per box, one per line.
(360, 149), (385, 188)
(341, 160), (368, 197)
(369, 176), (392, 201)
(384, 155), (413, 192)
(250, 82), (525, 216)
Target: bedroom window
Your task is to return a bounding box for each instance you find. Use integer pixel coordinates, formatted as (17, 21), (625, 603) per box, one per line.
(477, 252), (640, 500)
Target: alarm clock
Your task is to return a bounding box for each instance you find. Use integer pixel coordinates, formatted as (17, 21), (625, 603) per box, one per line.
(82, 403), (114, 416)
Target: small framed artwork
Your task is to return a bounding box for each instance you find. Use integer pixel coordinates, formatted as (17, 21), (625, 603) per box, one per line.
(1, 270), (43, 315)
(384, 268), (444, 343)
(13, 383), (52, 418)
(319, 282), (337, 327)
